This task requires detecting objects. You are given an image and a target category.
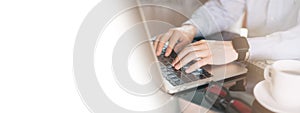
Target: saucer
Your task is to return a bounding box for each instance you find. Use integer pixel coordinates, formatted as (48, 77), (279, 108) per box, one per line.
(254, 80), (300, 113)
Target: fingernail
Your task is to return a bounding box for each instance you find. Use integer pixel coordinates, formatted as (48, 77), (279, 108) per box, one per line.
(165, 53), (169, 57)
(172, 61), (177, 66)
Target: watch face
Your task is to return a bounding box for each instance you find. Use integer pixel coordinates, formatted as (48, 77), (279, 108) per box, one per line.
(232, 37), (249, 61)
(233, 37), (249, 52)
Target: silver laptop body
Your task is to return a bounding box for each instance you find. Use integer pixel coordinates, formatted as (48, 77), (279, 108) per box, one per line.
(129, 0), (248, 94)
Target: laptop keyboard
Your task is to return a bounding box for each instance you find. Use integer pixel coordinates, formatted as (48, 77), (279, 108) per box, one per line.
(157, 45), (212, 86)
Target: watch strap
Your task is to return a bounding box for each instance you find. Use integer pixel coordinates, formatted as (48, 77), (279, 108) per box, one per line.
(232, 37), (250, 62)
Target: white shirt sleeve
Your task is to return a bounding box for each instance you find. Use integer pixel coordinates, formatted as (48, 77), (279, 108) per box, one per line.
(248, 10), (300, 60)
(184, 0), (246, 37)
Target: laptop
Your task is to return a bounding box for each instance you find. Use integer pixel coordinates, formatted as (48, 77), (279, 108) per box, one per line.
(132, 0), (248, 94)
(155, 41), (247, 94)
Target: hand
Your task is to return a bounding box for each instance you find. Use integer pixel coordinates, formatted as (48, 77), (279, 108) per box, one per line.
(171, 40), (238, 73)
(153, 25), (197, 56)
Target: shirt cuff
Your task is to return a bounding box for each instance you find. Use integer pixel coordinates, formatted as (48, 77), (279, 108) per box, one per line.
(247, 37), (274, 60)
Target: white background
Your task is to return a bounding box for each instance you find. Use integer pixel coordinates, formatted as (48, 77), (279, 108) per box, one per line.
(0, 0), (101, 112)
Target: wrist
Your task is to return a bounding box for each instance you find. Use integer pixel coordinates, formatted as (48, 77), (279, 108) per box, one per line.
(229, 41), (239, 61)
(181, 24), (197, 38)
(231, 37), (250, 62)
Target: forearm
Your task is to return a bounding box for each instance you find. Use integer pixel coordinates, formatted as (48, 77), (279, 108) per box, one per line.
(247, 25), (300, 61)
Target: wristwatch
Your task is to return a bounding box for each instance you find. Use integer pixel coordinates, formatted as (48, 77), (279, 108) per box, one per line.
(232, 37), (250, 62)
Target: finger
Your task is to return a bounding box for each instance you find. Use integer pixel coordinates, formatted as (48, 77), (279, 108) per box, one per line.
(174, 50), (210, 70)
(172, 44), (208, 66)
(173, 41), (189, 53)
(156, 31), (173, 56)
(153, 34), (162, 54)
(185, 57), (209, 73)
(172, 45), (197, 66)
(165, 32), (180, 57)
(191, 40), (207, 46)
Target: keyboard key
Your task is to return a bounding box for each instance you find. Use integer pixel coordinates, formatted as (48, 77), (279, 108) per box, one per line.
(158, 45), (213, 86)
(167, 65), (173, 69)
(180, 76), (192, 83)
(199, 74), (207, 79)
(166, 74), (177, 80)
(166, 71), (174, 75)
(186, 74), (201, 81)
(169, 80), (177, 86)
(196, 68), (203, 74)
(175, 79), (184, 85)
(191, 71), (201, 76)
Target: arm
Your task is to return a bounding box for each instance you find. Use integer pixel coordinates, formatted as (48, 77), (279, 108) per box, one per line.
(171, 22), (300, 72)
(184, 0), (246, 37)
(248, 24), (300, 60)
(247, 9), (300, 60)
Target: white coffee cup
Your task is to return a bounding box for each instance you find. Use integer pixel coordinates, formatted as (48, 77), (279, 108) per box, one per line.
(264, 60), (300, 108)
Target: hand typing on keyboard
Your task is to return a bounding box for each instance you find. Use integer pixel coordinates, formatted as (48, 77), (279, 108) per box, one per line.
(172, 40), (238, 73)
(157, 42), (212, 86)
(153, 25), (197, 57)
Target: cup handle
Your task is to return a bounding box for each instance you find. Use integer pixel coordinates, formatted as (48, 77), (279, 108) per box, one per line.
(264, 65), (272, 82)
